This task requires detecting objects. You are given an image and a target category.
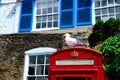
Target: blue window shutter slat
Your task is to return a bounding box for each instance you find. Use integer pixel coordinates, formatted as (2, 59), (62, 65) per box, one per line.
(61, 11), (73, 26)
(78, 0), (91, 8)
(61, 0), (73, 10)
(77, 0), (92, 26)
(20, 15), (32, 29)
(60, 0), (74, 28)
(77, 8), (90, 22)
(19, 0), (34, 32)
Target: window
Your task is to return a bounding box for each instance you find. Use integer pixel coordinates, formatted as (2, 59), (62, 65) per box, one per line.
(35, 0), (59, 30)
(94, 0), (100, 7)
(94, 0), (120, 22)
(28, 55), (49, 79)
(95, 9), (100, 15)
(23, 47), (57, 80)
(115, 0), (120, 4)
(108, 0), (114, 5)
(108, 7), (114, 13)
(116, 13), (120, 19)
(115, 6), (120, 13)
(102, 8), (107, 14)
(101, 0), (107, 6)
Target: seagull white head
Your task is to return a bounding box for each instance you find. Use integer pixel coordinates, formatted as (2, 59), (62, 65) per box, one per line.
(63, 33), (71, 38)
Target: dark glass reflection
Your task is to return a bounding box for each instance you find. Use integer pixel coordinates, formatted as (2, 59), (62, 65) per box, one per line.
(28, 77), (35, 80)
(45, 65), (49, 75)
(29, 56), (36, 64)
(37, 55), (44, 64)
(62, 77), (85, 80)
(28, 66), (35, 75)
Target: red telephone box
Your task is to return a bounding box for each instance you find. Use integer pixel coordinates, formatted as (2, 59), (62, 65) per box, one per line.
(49, 47), (107, 80)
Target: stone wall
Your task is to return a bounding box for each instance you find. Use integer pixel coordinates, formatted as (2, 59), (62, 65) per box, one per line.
(0, 33), (63, 80)
(0, 30), (92, 80)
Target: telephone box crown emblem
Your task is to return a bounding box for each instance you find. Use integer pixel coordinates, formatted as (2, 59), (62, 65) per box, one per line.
(71, 50), (79, 57)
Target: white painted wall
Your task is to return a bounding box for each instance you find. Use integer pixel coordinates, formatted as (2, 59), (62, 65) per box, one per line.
(1, 0), (18, 3)
(0, 2), (21, 34)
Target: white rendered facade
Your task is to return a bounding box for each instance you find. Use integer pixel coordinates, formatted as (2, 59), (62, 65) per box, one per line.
(0, 0), (120, 34)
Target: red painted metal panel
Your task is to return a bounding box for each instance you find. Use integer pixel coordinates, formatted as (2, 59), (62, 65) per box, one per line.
(49, 47), (107, 80)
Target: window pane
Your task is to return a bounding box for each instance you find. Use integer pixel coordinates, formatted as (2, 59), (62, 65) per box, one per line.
(37, 55), (44, 64)
(36, 65), (44, 75)
(53, 14), (58, 20)
(37, 2), (41, 8)
(101, 0), (107, 6)
(48, 7), (52, 13)
(46, 55), (50, 64)
(48, 22), (52, 28)
(95, 16), (101, 21)
(54, 7), (58, 13)
(95, 0), (100, 7)
(29, 56), (36, 64)
(42, 22), (46, 28)
(45, 65), (49, 75)
(42, 8), (47, 14)
(28, 66), (35, 75)
(87, 77), (92, 80)
(48, 15), (52, 20)
(28, 77), (35, 80)
(108, 7), (114, 13)
(108, 0), (114, 5)
(115, 6), (120, 13)
(116, 13), (120, 19)
(95, 9), (100, 15)
(37, 16), (41, 22)
(53, 21), (58, 27)
(37, 9), (41, 15)
(36, 77), (44, 80)
(42, 16), (47, 21)
(36, 23), (41, 28)
(102, 8), (107, 14)
(115, 0), (120, 4)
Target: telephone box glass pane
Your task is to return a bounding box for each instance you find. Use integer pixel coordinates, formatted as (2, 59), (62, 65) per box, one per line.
(62, 77), (85, 80)
(87, 77), (92, 80)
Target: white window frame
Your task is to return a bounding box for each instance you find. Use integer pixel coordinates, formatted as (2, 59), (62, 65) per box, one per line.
(23, 47), (57, 80)
(94, 0), (120, 22)
(32, 0), (60, 31)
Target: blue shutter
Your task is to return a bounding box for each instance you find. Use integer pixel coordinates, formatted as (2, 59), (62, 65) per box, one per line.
(19, 0), (34, 32)
(60, 0), (74, 28)
(0, 0), (1, 3)
(77, 0), (92, 25)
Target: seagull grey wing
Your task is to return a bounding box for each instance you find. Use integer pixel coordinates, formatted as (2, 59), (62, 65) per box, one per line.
(77, 40), (85, 46)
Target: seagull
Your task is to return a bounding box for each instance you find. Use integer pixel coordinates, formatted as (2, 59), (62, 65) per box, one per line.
(63, 33), (86, 48)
